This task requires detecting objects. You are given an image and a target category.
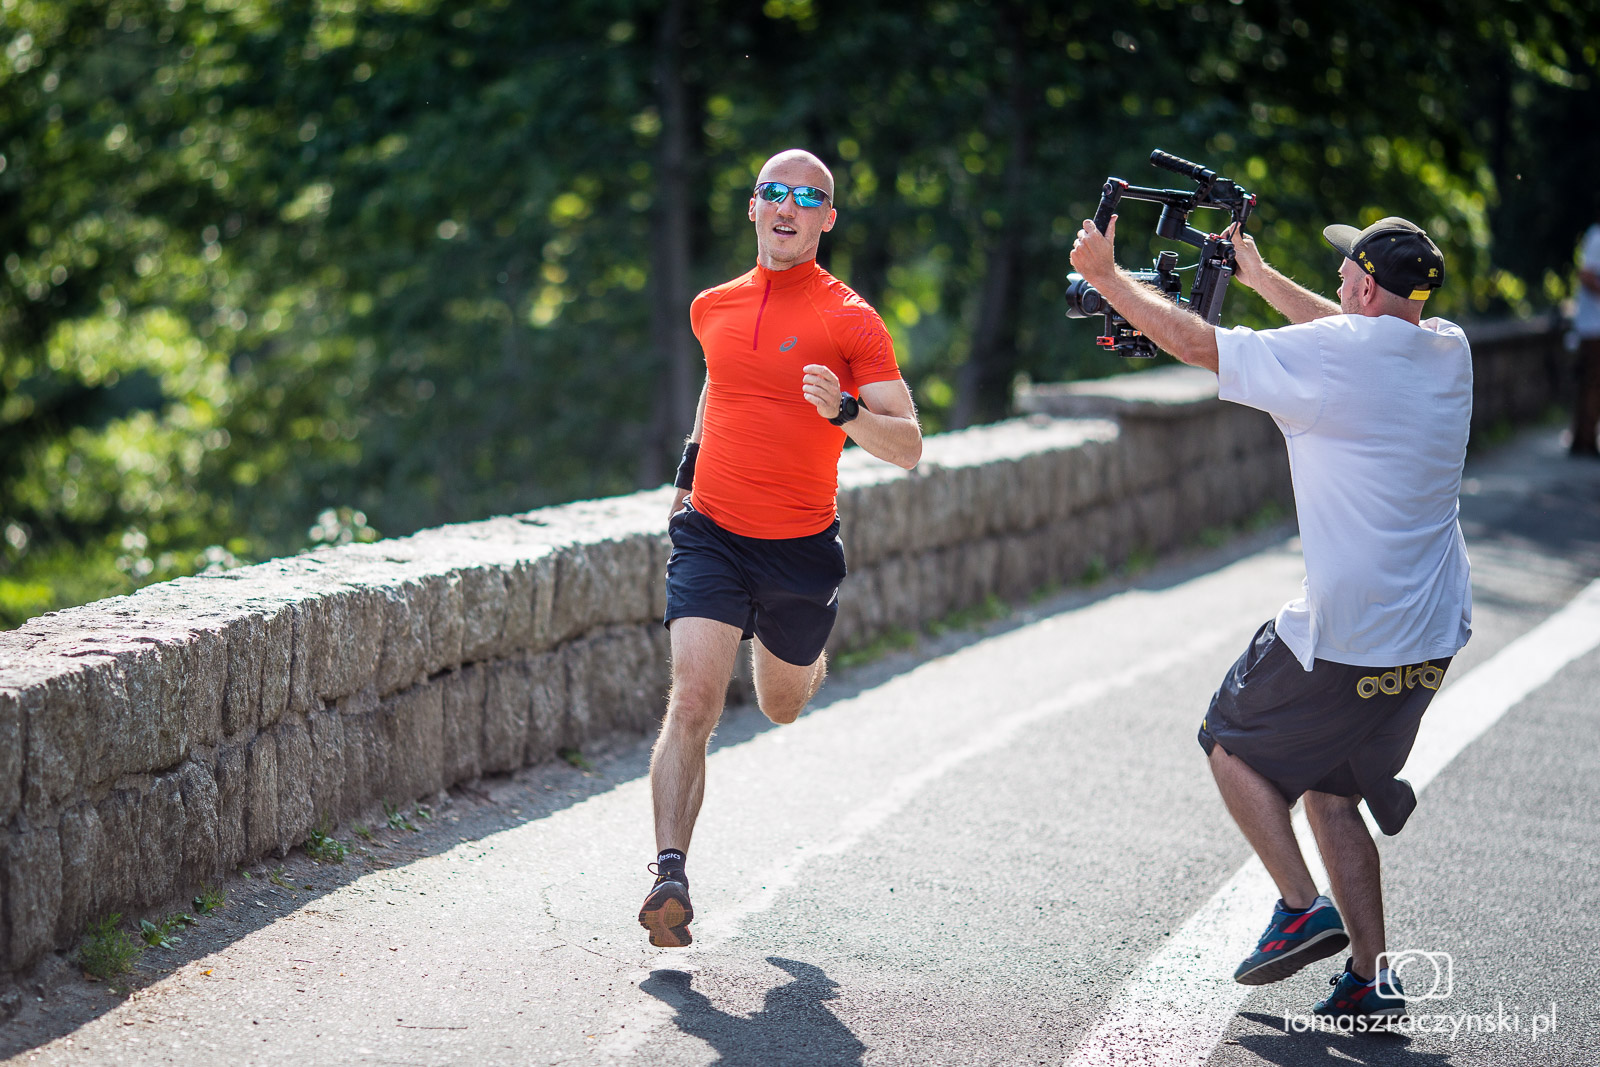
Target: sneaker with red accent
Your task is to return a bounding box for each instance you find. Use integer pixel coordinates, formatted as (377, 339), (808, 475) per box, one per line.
(1314, 959), (1406, 1023)
(638, 866), (693, 948)
(1232, 895), (1350, 985)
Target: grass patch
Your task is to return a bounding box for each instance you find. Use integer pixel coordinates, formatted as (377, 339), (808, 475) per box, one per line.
(383, 800), (418, 832)
(1029, 580), (1061, 605)
(353, 823), (374, 841)
(267, 866), (290, 888)
(1122, 546), (1157, 574)
(138, 914), (192, 950)
(835, 626), (918, 669)
(193, 883), (227, 915)
(304, 818), (349, 864)
(78, 914), (142, 982)
(926, 594), (1009, 636)
(1246, 500), (1288, 531)
(1468, 416), (1516, 452)
(558, 748), (594, 772)
(1189, 500), (1294, 552)
(838, 596), (1012, 669)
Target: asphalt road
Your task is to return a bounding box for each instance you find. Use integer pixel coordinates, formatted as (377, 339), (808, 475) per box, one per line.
(4, 425), (1598, 1067)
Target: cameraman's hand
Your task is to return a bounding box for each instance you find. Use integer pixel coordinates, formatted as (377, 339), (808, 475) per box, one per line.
(1070, 214), (1118, 285)
(1223, 221), (1340, 323)
(1226, 222), (1267, 290)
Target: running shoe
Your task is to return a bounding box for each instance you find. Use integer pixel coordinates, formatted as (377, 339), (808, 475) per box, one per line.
(1314, 959), (1406, 1022)
(1232, 895), (1350, 985)
(638, 867), (693, 948)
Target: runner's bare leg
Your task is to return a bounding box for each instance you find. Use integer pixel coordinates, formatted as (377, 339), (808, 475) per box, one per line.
(650, 617), (742, 852)
(751, 636), (828, 725)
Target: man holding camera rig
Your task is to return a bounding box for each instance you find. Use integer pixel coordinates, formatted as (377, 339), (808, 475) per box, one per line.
(1070, 212), (1472, 1023)
(638, 148), (923, 949)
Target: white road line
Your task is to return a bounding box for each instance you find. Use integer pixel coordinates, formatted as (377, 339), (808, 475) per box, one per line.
(1405, 579), (1600, 792)
(1063, 577), (1600, 1067)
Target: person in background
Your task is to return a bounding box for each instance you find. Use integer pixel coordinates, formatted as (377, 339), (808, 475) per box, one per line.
(1570, 203), (1600, 457)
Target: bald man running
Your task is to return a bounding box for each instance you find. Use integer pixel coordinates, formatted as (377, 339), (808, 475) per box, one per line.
(638, 149), (923, 948)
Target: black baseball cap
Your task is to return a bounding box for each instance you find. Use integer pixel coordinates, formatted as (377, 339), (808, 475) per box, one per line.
(1322, 217), (1445, 301)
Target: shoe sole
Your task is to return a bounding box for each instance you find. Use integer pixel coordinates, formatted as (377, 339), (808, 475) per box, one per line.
(1234, 929), (1350, 986)
(638, 882), (693, 948)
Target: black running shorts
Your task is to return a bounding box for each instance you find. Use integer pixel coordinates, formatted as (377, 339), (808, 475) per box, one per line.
(663, 502), (847, 667)
(1198, 619), (1451, 836)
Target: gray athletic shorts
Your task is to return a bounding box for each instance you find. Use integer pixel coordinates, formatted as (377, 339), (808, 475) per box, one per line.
(1197, 620), (1451, 836)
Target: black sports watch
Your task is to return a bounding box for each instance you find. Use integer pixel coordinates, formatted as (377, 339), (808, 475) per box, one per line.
(827, 392), (860, 426)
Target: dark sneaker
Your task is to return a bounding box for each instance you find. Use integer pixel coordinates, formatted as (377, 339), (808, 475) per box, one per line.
(638, 868), (693, 948)
(1233, 895), (1350, 985)
(1314, 959), (1406, 1024)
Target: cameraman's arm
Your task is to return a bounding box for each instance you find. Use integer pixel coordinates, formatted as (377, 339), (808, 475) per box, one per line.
(1228, 224), (1340, 324)
(1071, 216), (1220, 372)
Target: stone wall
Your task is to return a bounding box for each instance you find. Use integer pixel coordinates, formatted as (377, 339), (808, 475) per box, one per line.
(0, 319), (1565, 981)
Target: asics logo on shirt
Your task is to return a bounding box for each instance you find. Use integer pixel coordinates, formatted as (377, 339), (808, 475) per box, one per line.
(779, 335), (799, 352)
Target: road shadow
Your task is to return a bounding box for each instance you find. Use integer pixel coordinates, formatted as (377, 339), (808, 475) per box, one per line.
(1232, 1011), (1455, 1066)
(639, 957), (865, 1067)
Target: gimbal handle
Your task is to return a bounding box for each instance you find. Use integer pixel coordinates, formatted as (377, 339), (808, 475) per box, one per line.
(1093, 178), (1127, 234)
(1149, 149), (1215, 185)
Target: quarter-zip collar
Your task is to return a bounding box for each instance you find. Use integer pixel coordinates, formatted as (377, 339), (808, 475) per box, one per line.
(754, 258), (820, 290)
(751, 259), (819, 350)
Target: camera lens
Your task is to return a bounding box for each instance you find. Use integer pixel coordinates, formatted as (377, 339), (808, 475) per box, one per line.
(1064, 273), (1108, 318)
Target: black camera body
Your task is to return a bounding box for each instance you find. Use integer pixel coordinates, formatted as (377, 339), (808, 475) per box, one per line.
(1065, 149), (1257, 358)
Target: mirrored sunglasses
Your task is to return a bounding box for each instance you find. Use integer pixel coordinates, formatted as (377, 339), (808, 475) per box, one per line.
(754, 181), (831, 208)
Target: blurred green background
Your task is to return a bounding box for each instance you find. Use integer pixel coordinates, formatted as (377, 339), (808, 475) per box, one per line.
(2, 0), (1596, 627)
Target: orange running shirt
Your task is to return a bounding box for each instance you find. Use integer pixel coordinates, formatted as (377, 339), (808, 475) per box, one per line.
(689, 258), (902, 539)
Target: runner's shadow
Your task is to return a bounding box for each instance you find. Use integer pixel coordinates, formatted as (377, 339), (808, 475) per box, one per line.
(1235, 1011), (1452, 1066)
(639, 957), (865, 1066)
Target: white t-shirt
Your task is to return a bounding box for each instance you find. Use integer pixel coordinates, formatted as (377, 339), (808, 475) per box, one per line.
(1577, 223), (1600, 339)
(1216, 313), (1473, 669)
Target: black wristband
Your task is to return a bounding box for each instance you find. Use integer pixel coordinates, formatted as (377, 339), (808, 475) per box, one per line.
(673, 442), (699, 489)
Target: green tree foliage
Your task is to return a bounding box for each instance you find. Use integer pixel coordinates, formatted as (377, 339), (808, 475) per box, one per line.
(2, 0), (1596, 627)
